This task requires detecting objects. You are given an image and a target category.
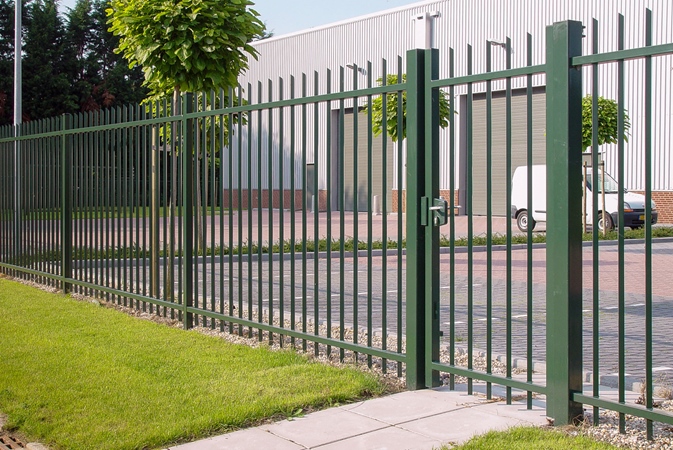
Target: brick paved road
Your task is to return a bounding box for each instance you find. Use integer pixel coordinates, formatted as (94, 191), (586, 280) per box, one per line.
(68, 212), (673, 385)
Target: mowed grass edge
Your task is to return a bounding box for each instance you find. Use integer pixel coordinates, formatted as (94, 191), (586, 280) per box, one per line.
(446, 426), (621, 449)
(0, 277), (383, 450)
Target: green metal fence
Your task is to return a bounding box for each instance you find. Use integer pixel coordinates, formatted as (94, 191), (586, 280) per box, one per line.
(2, 12), (673, 436)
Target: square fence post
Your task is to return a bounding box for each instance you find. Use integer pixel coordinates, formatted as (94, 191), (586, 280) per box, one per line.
(406, 48), (441, 389)
(545, 20), (585, 425)
(405, 48), (427, 390)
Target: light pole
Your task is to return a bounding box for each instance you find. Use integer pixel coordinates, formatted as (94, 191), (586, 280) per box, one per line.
(13, 0), (22, 259)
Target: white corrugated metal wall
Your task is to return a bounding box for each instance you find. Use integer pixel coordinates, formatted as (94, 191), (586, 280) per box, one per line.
(232, 0), (672, 194)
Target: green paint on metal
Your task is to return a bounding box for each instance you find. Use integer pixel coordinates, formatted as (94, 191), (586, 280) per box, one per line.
(405, 49), (424, 390)
(545, 20), (584, 425)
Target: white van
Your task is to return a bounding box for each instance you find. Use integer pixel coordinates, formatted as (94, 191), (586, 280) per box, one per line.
(510, 165), (658, 233)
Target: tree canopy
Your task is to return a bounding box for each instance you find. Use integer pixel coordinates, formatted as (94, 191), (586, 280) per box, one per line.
(581, 95), (631, 151)
(363, 74), (453, 142)
(106, 0), (265, 100)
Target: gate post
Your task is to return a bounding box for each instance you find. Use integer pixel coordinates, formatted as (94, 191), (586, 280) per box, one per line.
(545, 20), (584, 424)
(406, 47), (441, 390)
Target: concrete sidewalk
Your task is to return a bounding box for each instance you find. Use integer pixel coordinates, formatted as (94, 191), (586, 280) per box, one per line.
(167, 386), (548, 450)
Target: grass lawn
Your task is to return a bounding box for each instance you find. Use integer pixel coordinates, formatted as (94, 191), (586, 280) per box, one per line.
(0, 277), (383, 450)
(447, 426), (620, 449)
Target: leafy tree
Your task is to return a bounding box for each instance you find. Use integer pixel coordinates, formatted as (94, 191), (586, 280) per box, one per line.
(107, 0), (265, 293)
(581, 95), (630, 151)
(364, 74), (453, 142)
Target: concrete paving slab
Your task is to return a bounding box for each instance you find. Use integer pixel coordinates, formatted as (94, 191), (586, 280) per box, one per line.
(260, 407), (388, 448)
(398, 404), (538, 444)
(316, 425), (443, 450)
(340, 389), (464, 425)
(167, 428), (303, 450)
(477, 400), (548, 424)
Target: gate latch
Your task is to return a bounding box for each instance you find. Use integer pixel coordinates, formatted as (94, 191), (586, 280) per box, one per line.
(421, 196), (449, 227)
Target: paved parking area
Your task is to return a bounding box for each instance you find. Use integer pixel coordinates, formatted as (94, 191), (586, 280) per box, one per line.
(69, 212), (673, 385)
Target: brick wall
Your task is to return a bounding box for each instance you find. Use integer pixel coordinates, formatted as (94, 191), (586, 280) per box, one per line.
(219, 189), (328, 211)
(391, 190), (461, 214)
(632, 190), (673, 224)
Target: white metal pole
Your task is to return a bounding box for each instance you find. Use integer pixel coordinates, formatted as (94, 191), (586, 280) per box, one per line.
(14, 0), (22, 257)
(413, 11), (441, 49)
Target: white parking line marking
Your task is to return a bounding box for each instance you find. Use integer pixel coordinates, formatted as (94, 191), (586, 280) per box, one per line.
(652, 367), (673, 372)
(513, 314), (527, 319)
(630, 303), (645, 307)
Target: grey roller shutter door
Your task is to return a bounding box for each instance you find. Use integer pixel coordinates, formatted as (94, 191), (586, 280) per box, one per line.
(342, 110), (393, 212)
(470, 88), (547, 216)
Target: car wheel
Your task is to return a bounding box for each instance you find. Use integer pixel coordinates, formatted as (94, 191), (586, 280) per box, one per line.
(598, 212), (614, 232)
(517, 210), (535, 233)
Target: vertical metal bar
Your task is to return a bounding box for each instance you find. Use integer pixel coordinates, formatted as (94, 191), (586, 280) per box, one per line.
(367, 61), (374, 367)
(245, 85), (252, 336)
(617, 14), (626, 434)
(162, 101), (169, 312)
(380, 59), (388, 373)
(352, 65), (359, 356)
(228, 89), (235, 332)
(201, 94), (208, 324)
(590, 18), (601, 425)
(505, 36), (513, 404)
(150, 100), (161, 299)
(289, 77), (296, 346)
(485, 41), (493, 400)
(301, 74), (307, 350)
(466, 45), (474, 395)
(142, 104), (150, 300)
(177, 100), (184, 321)
(278, 77), (285, 343)
(396, 55), (403, 377)
(268, 79), (274, 343)
(61, 114), (72, 293)
(85, 115), (92, 293)
(448, 48), (456, 390)
(526, 33), (535, 409)
(257, 81), (264, 340)
(339, 67), (346, 360)
(545, 20), (584, 425)
(405, 48), (428, 390)
(220, 89), (227, 331)
(325, 68), (332, 356)
(236, 87), (243, 333)
(95, 113), (102, 295)
(112, 109), (119, 298)
(182, 93), (195, 329)
(122, 106), (129, 302)
(644, 8), (654, 441)
(312, 71), (319, 355)
(135, 105), (141, 304)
